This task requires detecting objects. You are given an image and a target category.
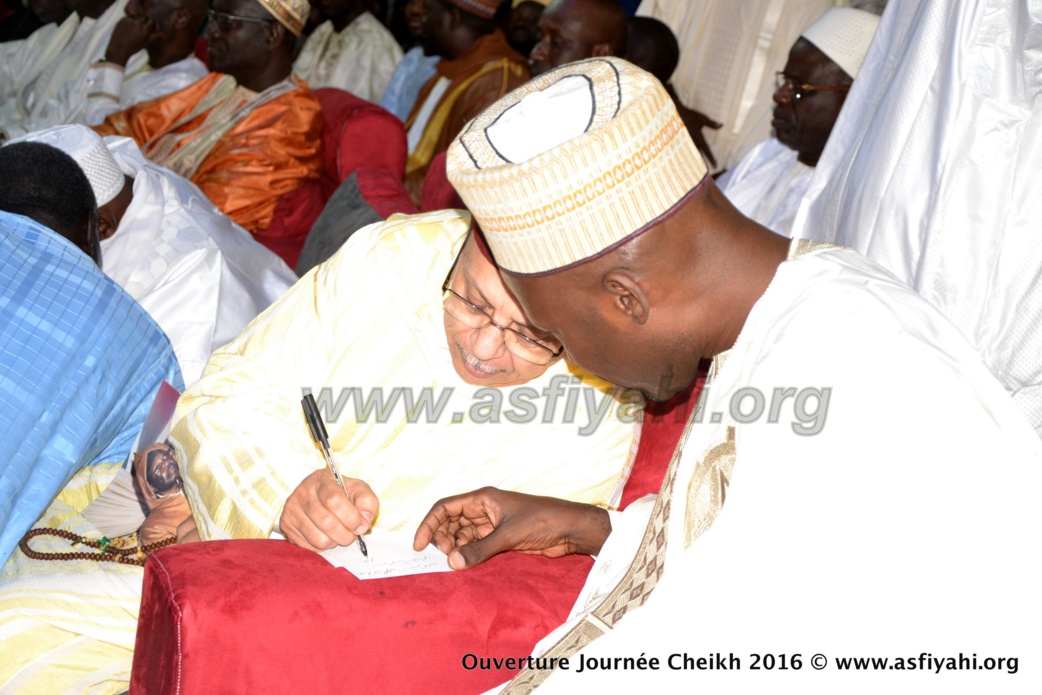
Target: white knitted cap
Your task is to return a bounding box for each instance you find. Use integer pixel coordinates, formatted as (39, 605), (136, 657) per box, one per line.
(9, 125), (124, 206)
(801, 7), (881, 79)
(448, 58), (707, 275)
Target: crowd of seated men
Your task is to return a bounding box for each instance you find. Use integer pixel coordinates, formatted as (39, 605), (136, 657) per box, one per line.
(1, 0), (1040, 692)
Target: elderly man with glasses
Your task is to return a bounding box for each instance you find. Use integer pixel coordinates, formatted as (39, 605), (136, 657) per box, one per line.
(716, 5), (883, 237)
(92, 0), (323, 238)
(170, 210), (641, 551)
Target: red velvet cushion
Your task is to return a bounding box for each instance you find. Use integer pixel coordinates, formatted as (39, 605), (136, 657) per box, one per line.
(132, 382), (700, 693)
(354, 167), (419, 218)
(314, 87), (407, 184)
(420, 150), (465, 212)
(193, 37), (209, 69)
(258, 90), (408, 268)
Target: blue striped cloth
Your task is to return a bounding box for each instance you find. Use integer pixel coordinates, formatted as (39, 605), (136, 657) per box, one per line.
(0, 211), (183, 565)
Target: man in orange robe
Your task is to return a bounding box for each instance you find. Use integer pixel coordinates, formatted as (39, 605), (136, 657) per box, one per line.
(95, 0), (322, 234)
(404, 0), (529, 201)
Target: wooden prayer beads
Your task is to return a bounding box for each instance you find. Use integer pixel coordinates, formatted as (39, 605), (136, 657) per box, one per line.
(18, 527), (176, 566)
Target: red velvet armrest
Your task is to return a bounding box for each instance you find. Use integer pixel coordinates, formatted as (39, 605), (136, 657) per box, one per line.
(132, 378), (702, 693)
(314, 87), (407, 184)
(256, 90), (408, 269)
(133, 541), (593, 694)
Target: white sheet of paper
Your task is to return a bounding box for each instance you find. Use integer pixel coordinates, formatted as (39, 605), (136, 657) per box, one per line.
(318, 530), (453, 580)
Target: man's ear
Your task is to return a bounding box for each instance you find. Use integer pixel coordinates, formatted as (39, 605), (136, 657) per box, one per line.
(266, 20), (285, 47)
(602, 270), (649, 325)
(97, 208), (119, 240)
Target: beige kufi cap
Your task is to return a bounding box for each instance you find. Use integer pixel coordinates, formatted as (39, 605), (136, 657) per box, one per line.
(801, 8), (881, 79)
(257, 0), (309, 36)
(8, 125), (124, 206)
(512, 0), (551, 8)
(448, 58), (707, 275)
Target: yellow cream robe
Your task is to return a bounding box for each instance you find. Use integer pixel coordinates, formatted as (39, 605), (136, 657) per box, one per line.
(0, 464), (142, 695)
(172, 210), (640, 540)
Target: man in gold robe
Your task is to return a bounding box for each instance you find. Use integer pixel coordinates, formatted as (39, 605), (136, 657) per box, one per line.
(94, 0), (322, 235)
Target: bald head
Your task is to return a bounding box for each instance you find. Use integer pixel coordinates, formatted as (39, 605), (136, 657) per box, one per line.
(626, 16), (678, 85)
(529, 0), (627, 76)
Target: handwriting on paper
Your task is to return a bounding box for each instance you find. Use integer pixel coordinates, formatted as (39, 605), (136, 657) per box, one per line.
(318, 529), (453, 580)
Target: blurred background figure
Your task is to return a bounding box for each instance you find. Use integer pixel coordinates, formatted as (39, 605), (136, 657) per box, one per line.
(293, 0), (403, 103)
(501, 0), (548, 57)
(635, 0), (836, 172)
(381, 0), (439, 120)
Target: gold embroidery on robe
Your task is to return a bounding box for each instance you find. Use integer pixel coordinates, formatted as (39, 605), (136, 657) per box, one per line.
(684, 425), (735, 548)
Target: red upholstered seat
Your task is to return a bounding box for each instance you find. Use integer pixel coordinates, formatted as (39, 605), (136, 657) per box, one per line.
(420, 150), (465, 212)
(131, 377), (703, 693)
(256, 88), (408, 268)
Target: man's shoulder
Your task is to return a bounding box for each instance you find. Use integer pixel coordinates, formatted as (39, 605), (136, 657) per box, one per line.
(349, 10), (402, 44)
(340, 209), (472, 263)
(746, 242), (991, 380)
(768, 243), (933, 326)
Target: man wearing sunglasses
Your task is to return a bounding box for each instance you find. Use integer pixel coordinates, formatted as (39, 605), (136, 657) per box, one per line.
(93, 0), (323, 237)
(717, 5), (882, 237)
(170, 211), (640, 552)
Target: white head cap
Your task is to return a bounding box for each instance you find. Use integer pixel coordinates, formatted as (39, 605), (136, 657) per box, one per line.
(449, 58), (707, 275)
(8, 125), (124, 206)
(801, 7), (882, 79)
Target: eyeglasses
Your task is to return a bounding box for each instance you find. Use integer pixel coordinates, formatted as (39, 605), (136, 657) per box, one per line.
(207, 9), (274, 32)
(774, 72), (851, 101)
(441, 246), (564, 366)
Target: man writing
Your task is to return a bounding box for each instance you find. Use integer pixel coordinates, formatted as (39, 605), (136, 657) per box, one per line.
(413, 57), (1042, 691)
(93, 0), (323, 235)
(171, 211), (640, 549)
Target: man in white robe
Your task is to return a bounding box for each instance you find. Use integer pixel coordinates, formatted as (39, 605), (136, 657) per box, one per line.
(292, 0), (402, 103)
(81, 0), (209, 125)
(0, 10), (80, 98)
(0, 0), (129, 140)
(717, 6), (881, 237)
(10, 125), (298, 384)
(635, 0), (836, 171)
(425, 56), (1042, 693)
(795, 0), (1042, 438)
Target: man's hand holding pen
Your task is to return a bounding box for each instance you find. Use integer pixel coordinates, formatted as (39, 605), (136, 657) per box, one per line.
(280, 470), (379, 553)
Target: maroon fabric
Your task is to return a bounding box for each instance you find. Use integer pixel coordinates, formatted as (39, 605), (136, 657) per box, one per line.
(354, 167), (419, 218)
(133, 543), (594, 694)
(131, 381), (702, 693)
(420, 150), (465, 212)
(314, 87), (407, 184)
(620, 362), (707, 509)
(258, 89), (408, 268)
(193, 37), (209, 69)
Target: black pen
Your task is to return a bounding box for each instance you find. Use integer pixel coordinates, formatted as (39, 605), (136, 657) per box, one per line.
(301, 394), (368, 557)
